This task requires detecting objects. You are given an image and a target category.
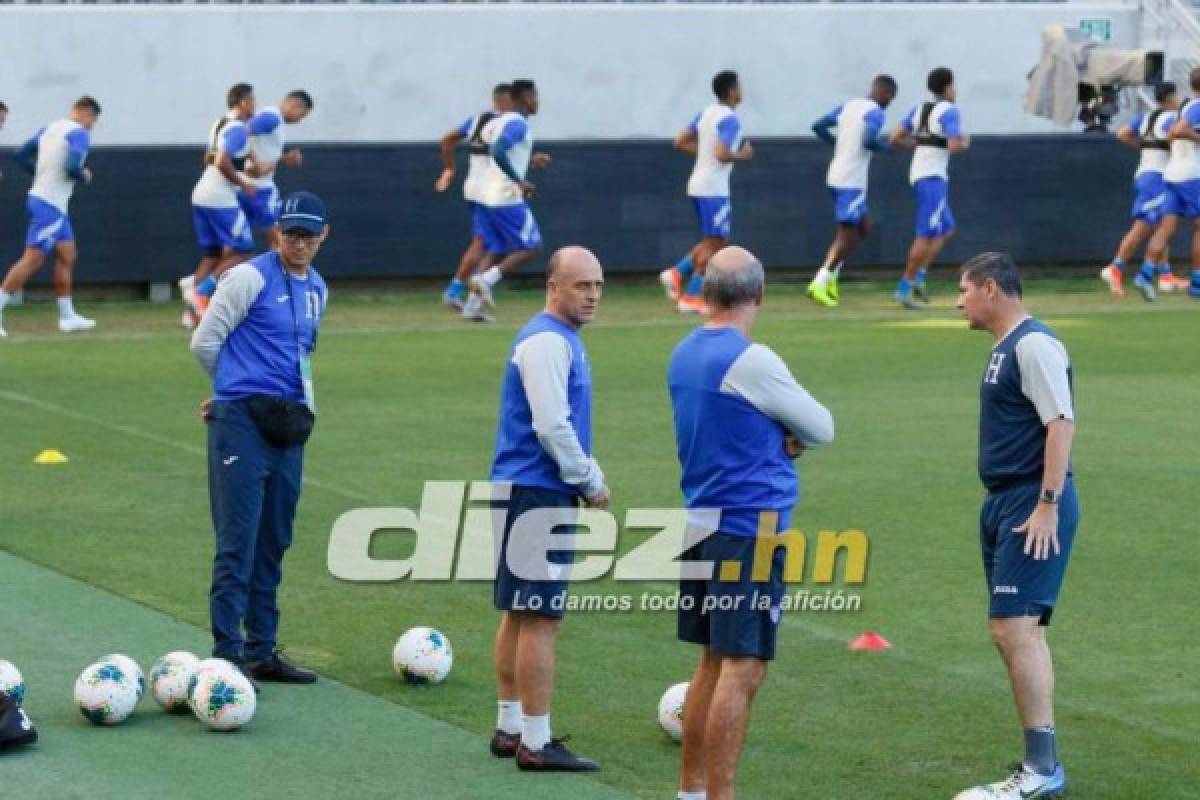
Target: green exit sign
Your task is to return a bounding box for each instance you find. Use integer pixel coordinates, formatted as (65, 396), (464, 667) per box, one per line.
(1080, 17), (1114, 43)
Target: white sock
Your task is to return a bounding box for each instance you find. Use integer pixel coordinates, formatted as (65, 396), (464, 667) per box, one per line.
(497, 700), (522, 735)
(462, 293), (483, 317)
(481, 266), (503, 289)
(57, 297), (75, 320)
(678, 792), (707, 800)
(521, 713), (551, 752)
(0, 290), (9, 312)
(812, 266), (831, 287)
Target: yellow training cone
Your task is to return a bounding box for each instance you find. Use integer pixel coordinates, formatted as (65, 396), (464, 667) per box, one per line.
(33, 449), (68, 465)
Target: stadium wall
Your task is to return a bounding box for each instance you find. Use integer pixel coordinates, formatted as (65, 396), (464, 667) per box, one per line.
(0, 4), (1139, 145)
(0, 136), (1136, 283)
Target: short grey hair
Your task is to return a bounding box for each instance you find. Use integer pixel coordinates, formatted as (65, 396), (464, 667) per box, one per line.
(702, 256), (764, 310)
(960, 252), (1023, 299)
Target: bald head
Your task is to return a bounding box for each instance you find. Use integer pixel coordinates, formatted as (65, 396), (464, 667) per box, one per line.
(546, 245), (605, 327)
(547, 245), (601, 282)
(703, 246), (764, 311)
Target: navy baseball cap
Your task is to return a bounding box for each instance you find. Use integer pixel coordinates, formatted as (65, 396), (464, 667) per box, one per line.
(279, 191), (327, 234)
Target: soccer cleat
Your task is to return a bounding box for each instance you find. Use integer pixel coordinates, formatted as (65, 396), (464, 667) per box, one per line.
(193, 292), (210, 317)
(515, 736), (600, 772)
(1100, 265), (1125, 297)
(1133, 273), (1157, 302)
(58, 315), (96, 333)
(181, 309), (198, 330)
(246, 650), (317, 684)
(442, 289), (465, 311)
(912, 282), (931, 304)
(490, 729), (521, 759)
(953, 763), (1067, 799)
(469, 275), (496, 310)
(1158, 272), (1190, 293)
(676, 295), (708, 315)
(806, 282), (839, 308)
(828, 274), (840, 302)
(658, 267), (682, 302)
(894, 290), (921, 310)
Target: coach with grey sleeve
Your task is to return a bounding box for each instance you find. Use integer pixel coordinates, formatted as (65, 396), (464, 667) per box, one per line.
(189, 190), (329, 686)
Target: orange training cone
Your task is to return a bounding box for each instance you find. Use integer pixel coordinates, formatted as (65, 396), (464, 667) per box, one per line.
(848, 632), (892, 651)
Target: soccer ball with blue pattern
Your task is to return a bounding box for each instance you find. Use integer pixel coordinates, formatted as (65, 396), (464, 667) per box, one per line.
(189, 660), (256, 731)
(150, 651), (199, 712)
(392, 627), (453, 684)
(100, 654), (145, 700)
(0, 660), (26, 706)
(74, 660), (140, 726)
(657, 682), (689, 742)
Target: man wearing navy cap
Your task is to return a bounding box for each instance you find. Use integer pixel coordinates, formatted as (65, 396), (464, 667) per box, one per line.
(190, 191), (330, 684)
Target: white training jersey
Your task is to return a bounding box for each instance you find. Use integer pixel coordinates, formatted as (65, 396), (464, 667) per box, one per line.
(1134, 108), (1176, 177)
(478, 111), (533, 207)
(248, 106), (286, 189)
(191, 114), (250, 209)
(460, 111), (502, 204)
(1164, 98), (1200, 183)
(29, 119), (89, 213)
(825, 97), (885, 191)
(686, 103), (743, 198)
(906, 100), (963, 184)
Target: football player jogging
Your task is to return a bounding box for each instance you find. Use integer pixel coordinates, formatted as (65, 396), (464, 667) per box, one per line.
(660, 70), (754, 314)
(1142, 68), (1200, 301)
(488, 246), (609, 772)
(808, 75), (898, 308)
(0, 96), (102, 338)
(953, 252), (1079, 800)
(889, 67), (970, 309)
(462, 79), (551, 323)
(241, 90), (315, 252)
(668, 246), (834, 800)
(436, 83), (514, 310)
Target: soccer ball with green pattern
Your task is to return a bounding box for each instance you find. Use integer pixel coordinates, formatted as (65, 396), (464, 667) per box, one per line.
(189, 661), (256, 731)
(392, 627), (453, 684)
(0, 660), (26, 706)
(74, 660), (139, 726)
(150, 651), (199, 712)
(657, 682), (689, 742)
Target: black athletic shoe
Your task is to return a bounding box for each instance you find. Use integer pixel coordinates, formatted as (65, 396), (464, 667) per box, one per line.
(247, 651), (317, 684)
(516, 736), (599, 772)
(490, 729), (521, 758)
(0, 691), (37, 750)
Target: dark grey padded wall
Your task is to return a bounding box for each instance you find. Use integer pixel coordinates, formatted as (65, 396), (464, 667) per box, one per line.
(0, 135), (1147, 284)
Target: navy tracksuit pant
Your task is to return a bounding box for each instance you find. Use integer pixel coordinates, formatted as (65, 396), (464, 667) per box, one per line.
(206, 399), (304, 662)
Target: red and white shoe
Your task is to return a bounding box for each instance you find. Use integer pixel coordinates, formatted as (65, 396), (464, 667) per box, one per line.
(659, 267), (682, 302)
(677, 295), (708, 315)
(1099, 265), (1125, 297)
(1158, 272), (1191, 293)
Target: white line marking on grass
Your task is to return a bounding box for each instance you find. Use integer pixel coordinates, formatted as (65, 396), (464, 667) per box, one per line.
(0, 389), (369, 502)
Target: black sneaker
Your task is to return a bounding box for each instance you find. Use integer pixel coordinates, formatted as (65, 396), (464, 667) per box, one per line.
(0, 691), (37, 750)
(221, 656), (260, 694)
(490, 729), (521, 758)
(246, 650), (317, 684)
(516, 736), (599, 772)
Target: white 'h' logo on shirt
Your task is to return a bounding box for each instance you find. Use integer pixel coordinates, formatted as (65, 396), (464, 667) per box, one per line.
(985, 353), (1005, 384)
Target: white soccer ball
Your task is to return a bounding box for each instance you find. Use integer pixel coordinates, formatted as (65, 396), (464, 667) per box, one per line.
(100, 654), (145, 700)
(74, 660), (140, 726)
(657, 682), (689, 742)
(392, 627), (453, 684)
(0, 660), (26, 705)
(186, 658), (239, 711)
(189, 661), (256, 732)
(150, 651), (200, 712)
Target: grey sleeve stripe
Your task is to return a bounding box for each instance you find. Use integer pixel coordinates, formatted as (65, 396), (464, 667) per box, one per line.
(720, 343), (835, 447)
(188, 263), (264, 379)
(1016, 332), (1075, 424)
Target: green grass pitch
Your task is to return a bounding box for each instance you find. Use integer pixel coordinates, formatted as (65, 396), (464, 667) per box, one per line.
(0, 279), (1196, 798)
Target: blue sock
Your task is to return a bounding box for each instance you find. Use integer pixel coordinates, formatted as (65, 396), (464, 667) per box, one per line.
(196, 276), (217, 298)
(447, 278), (465, 297)
(896, 277), (911, 296)
(914, 268), (928, 285)
(1112, 258), (1125, 273)
(675, 255), (696, 281)
(684, 273), (703, 298)
(1139, 260), (1157, 282)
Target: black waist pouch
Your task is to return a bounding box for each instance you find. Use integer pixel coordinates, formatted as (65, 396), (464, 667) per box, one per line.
(244, 394), (315, 448)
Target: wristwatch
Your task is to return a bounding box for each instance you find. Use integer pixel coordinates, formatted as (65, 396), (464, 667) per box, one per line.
(1039, 488), (1061, 505)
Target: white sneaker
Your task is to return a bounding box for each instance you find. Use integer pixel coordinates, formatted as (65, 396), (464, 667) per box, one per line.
(58, 314), (97, 334)
(469, 274), (496, 309)
(954, 763), (1066, 799)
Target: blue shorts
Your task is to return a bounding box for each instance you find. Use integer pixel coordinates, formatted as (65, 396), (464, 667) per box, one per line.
(238, 184), (282, 229)
(1164, 179), (1200, 219)
(980, 479), (1079, 625)
(24, 196), (74, 253)
(469, 201), (488, 241)
(830, 187), (868, 225)
(914, 177), (956, 239)
(677, 532), (787, 661)
(691, 196), (733, 239)
(192, 205), (254, 253)
(478, 203), (543, 256)
(493, 485), (578, 620)
(1132, 172), (1167, 224)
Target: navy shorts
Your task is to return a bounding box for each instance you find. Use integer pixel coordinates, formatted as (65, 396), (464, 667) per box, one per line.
(493, 485), (578, 620)
(678, 532), (787, 660)
(980, 479), (1079, 625)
